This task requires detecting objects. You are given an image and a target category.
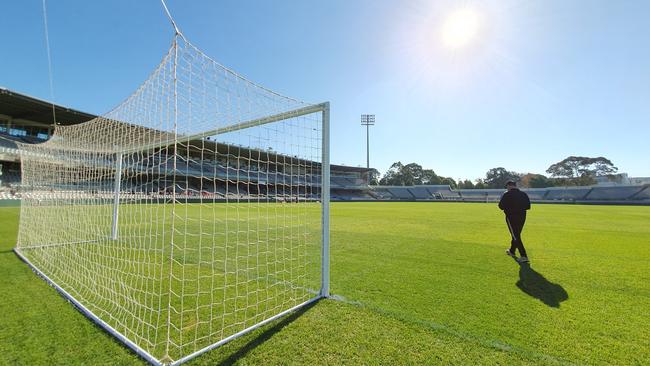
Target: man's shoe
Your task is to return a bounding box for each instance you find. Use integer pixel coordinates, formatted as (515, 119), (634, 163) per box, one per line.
(517, 256), (529, 263)
(505, 249), (516, 258)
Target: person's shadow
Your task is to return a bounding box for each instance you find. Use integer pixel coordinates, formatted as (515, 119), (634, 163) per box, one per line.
(516, 262), (568, 308)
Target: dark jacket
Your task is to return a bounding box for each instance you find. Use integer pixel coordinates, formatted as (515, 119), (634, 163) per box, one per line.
(498, 188), (531, 216)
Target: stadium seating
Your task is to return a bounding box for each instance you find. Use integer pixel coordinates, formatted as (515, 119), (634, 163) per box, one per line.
(360, 184), (650, 204)
(369, 187), (395, 199)
(424, 186), (459, 200)
(331, 189), (372, 201)
(458, 189), (503, 201)
(0, 190), (16, 199)
(585, 186), (647, 200)
(408, 186), (432, 199)
(0, 138), (18, 150)
(0, 169), (20, 187)
(387, 187), (414, 199)
(632, 185), (650, 200)
(330, 176), (366, 188)
(544, 187), (592, 200)
(523, 188), (548, 200)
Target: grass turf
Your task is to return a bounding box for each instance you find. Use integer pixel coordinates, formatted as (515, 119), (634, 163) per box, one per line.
(1, 202), (649, 365)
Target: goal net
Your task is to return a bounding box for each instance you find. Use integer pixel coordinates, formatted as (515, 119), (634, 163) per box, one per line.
(15, 34), (330, 365)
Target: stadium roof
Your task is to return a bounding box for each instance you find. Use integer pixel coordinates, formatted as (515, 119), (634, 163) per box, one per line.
(0, 87), (95, 126)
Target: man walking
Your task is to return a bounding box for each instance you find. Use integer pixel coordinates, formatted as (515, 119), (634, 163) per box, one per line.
(499, 181), (531, 263)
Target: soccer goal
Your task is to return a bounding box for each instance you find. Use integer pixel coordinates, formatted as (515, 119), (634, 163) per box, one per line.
(14, 32), (330, 365)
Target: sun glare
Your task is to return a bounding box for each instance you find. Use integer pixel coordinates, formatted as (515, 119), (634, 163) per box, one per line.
(441, 7), (481, 49)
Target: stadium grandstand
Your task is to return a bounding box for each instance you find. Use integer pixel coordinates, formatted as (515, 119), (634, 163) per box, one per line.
(1, 87), (96, 199)
(1, 87), (648, 205)
(0, 87), (372, 201)
(363, 184), (650, 205)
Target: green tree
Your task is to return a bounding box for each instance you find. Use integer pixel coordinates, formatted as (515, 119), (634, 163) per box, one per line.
(422, 169), (442, 185)
(379, 162), (425, 185)
(520, 173), (554, 188)
(458, 179), (475, 189)
(401, 163), (425, 185)
(368, 168), (381, 185)
(441, 177), (457, 189)
(546, 156), (617, 186)
(474, 179), (487, 189)
(484, 167), (521, 189)
(379, 162), (404, 185)
(378, 162), (452, 186)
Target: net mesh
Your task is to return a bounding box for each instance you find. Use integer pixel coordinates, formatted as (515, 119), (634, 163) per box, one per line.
(16, 35), (325, 364)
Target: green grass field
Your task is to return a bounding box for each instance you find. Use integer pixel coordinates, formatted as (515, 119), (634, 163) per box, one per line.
(1, 202), (649, 365)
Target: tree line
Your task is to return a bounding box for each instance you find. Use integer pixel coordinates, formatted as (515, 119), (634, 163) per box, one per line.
(371, 156), (619, 189)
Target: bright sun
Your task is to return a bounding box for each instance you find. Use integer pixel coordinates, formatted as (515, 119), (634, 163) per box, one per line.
(441, 7), (481, 49)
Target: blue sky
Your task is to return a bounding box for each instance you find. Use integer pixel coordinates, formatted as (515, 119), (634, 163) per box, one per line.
(1, 0), (648, 180)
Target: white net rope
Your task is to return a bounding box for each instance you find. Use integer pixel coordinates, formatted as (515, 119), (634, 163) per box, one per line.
(16, 35), (324, 364)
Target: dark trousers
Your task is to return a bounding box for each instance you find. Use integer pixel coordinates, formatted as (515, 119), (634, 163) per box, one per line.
(506, 214), (527, 257)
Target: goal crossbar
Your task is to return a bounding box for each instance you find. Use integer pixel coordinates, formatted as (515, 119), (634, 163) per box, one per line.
(121, 103), (329, 155)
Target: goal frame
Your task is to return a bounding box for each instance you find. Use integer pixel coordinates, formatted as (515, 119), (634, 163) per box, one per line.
(14, 101), (331, 366)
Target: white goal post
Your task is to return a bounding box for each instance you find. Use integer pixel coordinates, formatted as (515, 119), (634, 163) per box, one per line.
(14, 33), (330, 366)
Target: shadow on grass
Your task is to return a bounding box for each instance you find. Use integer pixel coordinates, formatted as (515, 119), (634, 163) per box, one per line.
(217, 299), (320, 365)
(516, 262), (568, 308)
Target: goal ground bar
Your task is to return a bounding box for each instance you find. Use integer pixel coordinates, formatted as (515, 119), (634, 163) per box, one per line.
(13, 247), (324, 366)
(13, 247), (161, 365)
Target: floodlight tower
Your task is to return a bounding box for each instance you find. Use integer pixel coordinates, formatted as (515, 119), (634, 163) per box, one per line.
(361, 114), (375, 169)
